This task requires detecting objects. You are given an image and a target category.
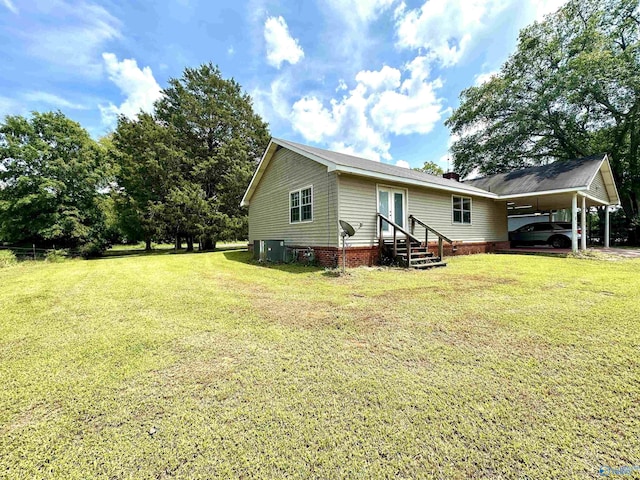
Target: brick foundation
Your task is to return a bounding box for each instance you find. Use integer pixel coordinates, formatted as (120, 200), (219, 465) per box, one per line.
(336, 246), (380, 268)
(427, 240), (512, 256)
(286, 245), (380, 268)
(248, 241), (511, 268)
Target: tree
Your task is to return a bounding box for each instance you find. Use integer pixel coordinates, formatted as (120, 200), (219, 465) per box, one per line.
(0, 111), (109, 248)
(151, 182), (213, 251)
(154, 63), (270, 249)
(446, 0), (640, 243)
(414, 161), (444, 176)
(111, 113), (182, 250)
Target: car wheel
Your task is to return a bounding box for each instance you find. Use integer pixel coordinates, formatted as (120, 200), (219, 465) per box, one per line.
(550, 235), (570, 249)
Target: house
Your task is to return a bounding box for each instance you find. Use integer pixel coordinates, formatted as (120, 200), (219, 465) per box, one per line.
(241, 138), (620, 268)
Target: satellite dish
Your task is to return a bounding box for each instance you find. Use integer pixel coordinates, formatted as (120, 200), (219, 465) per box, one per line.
(338, 220), (361, 273)
(339, 220), (356, 237)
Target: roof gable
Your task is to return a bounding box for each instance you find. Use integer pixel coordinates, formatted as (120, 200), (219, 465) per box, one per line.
(592, 155), (621, 205)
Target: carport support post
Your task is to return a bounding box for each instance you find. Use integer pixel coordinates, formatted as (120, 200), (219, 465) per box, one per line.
(604, 206), (610, 248)
(581, 195), (587, 251)
(571, 193), (578, 253)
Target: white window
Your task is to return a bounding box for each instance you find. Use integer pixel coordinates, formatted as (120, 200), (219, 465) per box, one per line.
(290, 186), (313, 223)
(452, 195), (472, 224)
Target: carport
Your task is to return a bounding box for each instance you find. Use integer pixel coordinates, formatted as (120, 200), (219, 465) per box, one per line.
(466, 154), (621, 252)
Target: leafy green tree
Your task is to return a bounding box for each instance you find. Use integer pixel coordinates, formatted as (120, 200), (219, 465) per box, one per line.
(446, 0), (640, 243)
(0, 111), (109, 248)
(111, 113), (182, 250)
(151, 182), (213, 251)
(414, 161), (444, 176)
(154, 63), (270, 249)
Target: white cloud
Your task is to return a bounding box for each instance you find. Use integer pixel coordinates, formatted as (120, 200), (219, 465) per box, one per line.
(23, 91), (88, 110)
(99, 53), (162, 126)
(395, 0), (507, 67)
(251, 73), (292, 124)
(474, 70), (498, 86)
(393, 1), (406, 19)
(289, 57), (445, 161)
(395, 0), (567, 67)
(227, 46), (235, 56)
(2, 0), (17, 14)
(355, 66), (401, 92)
(264, 16), (304, 69)
(395, 159), (410, 168)
(24, 1), (121, 76)
(290, 96), (338, 143)
(530, 0), (567, 21)
(324, 0), (397, 27)
(370, 56), (444, 135)
(291, 84), (393, 161)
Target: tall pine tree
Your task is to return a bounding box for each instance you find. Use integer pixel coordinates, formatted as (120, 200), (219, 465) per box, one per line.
(154, 63), (270, 250)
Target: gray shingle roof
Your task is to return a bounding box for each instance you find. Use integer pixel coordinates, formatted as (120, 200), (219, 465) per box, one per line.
(274, 138), (493, 196)
(464, 154), (606, 196)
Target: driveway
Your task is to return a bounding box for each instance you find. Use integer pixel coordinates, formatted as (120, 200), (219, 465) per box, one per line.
(595, 247), (640, 258)
(496, 246), (640, 258)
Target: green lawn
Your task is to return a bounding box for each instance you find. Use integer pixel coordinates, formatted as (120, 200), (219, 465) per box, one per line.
(1, 250), (639, 479)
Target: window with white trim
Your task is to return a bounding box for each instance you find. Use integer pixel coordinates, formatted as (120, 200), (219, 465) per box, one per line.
(290, 186), (313, 223)
(452, 195), (471, 224)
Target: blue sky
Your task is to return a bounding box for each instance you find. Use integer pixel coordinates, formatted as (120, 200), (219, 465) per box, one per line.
(0, 0), (565, 170)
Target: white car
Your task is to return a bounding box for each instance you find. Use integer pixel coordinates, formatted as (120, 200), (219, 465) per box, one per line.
(509, 222), (581, 248)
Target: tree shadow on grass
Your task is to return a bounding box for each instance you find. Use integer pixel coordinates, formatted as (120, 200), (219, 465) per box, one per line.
(99, 244), (247, 260)
(222, 250), (324, 274)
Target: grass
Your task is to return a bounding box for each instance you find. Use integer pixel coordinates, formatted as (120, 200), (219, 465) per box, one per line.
(105, 241), (247, 257)
(1, 250), (639, 479)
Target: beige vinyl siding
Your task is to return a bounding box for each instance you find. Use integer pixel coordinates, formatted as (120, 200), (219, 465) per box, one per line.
(409, 188), (508, 242)
(248, 148), (339, 247)
(338, 174), (508, 246)
(587, 170), (610, 203)
(336, 174), (380, 247)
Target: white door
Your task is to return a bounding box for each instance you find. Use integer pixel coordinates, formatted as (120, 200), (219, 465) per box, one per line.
(378, 187), (406, 236)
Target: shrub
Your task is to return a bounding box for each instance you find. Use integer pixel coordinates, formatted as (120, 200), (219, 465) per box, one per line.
(79, 241), (105, 259)
(45, 249), (69, 263)
(0, 250), (18, 268)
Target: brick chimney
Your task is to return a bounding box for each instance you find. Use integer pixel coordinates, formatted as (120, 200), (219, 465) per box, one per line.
(443, 171), (460, 182)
